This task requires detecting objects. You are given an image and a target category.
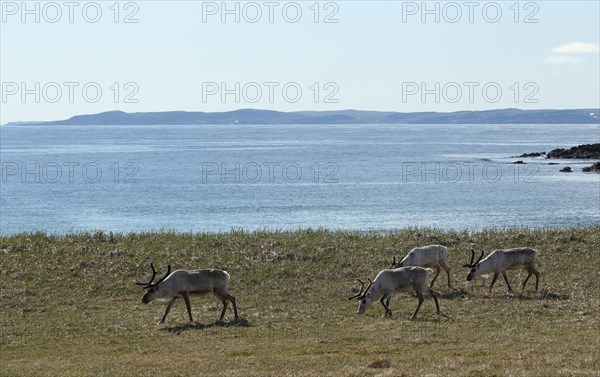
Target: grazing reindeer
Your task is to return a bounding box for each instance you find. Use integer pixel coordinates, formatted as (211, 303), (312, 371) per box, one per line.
(463, 248), (540, 293)
(136, 263), (239, 324)
(348, 267), (441, 319)
(391, 244), (452, 288)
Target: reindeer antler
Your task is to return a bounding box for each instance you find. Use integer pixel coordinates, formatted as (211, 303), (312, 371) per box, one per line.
(348, 278), (373, 300)
(348, 277), (375, 300)
(463, 249), (475, 268)
(155, 265), (171, 285)
(348, 278), (367, 300)
(136, 263), (157, 286)
(463, 249), (484, 268)
(361, 277), (374, 299)
(136, 263), (172, 288)
(474, 250), (484, 265)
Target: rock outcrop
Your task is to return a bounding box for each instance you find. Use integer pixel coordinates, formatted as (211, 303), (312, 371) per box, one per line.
(582, 162), (600, 173)
(547, 144), (600, 159)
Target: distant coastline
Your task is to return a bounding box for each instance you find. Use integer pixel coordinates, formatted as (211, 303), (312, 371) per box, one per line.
(3, 108), (599, 126)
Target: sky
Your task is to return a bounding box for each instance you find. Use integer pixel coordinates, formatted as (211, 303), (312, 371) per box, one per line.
(1, 0), (599, 123)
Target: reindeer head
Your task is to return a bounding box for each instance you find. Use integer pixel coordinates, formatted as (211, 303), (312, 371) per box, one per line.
(347, 278), (374, 314)
(135, 263), (171, 304)
(463, 249), (484, 281)
(391, 256), (403, 268)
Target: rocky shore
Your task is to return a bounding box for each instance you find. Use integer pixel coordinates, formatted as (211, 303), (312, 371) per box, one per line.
(582, 162), (600, 173)
(546, 143), (600, 159)
(515, 143), (600, 173)
(515, 143), (600, 159)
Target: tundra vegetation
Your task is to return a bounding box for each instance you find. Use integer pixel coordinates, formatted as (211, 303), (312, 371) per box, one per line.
(1, 227), (599, 376)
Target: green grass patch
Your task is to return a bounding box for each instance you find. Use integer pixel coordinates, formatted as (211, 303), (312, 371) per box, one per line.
(1, 227), (599, 376)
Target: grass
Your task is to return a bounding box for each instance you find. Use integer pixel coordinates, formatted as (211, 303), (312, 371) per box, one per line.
(1, 227), (599, 376)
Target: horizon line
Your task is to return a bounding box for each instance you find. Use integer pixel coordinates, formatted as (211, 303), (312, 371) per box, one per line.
(4, 107), (600, 126)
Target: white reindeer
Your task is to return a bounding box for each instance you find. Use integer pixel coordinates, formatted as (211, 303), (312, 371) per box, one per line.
(348, 267), (441, 319)
(136, 263), (239, 324)
(391, 244), (452, 288)
(463, 248), (540, 293)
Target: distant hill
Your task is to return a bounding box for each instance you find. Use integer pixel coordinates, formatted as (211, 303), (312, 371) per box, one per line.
(6, 108), (600, 126)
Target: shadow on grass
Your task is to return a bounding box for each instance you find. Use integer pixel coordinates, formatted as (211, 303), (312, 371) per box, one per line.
(161, 318), (252, 333)
(490, 289), (571, 301)
(437, 289), (469, 300)
(408, 312), (454, 322)
(540, 290), (571, 300)
(401, 288), (468, 300)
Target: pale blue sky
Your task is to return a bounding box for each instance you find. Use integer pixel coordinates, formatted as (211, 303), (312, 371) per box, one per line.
(1, 0), (599, 123)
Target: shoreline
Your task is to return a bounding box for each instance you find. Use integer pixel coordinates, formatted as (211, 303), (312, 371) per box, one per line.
(2, 225), (599, 239)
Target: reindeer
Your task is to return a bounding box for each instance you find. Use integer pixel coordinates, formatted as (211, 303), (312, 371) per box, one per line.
(463, 248), (540, 293)
(348, 267), (441, 319)
(391, 244), (452, 288)
(136, 263), (239, 324)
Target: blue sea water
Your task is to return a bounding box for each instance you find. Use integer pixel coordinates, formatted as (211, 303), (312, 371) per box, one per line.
(0, 124), (598, 234)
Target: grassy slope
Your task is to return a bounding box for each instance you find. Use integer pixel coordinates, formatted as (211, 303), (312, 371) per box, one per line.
(1, 227), (599, 377)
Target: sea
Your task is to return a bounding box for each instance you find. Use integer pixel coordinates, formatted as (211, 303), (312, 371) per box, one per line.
(1, 124), (598, 234)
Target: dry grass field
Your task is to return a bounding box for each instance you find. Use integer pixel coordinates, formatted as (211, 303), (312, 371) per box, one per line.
(1, 227), (599, 376)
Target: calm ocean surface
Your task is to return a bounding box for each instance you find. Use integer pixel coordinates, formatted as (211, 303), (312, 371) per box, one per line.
(1, 124), (598, 234)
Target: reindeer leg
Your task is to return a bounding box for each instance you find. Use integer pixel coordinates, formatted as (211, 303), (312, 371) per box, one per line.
(522, 269), (533, 290)
(227, 294), (239, 320)
(385, 293), (392, 310)
(218, 297), (228, 322)
(522, 265), (540, 291)
(411, 292), (424, 320)
(159, 297), (177, 324)
(429, 288), (441, 314)
(502, 271), (513, 292)
(430, 266), (441, 288)
(182, 292), (193, 322)
(380, 293), (392, 317)
(489, 273), (499, 293)
(441, 262), (452, 289)
(216, 290), (239, 321)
